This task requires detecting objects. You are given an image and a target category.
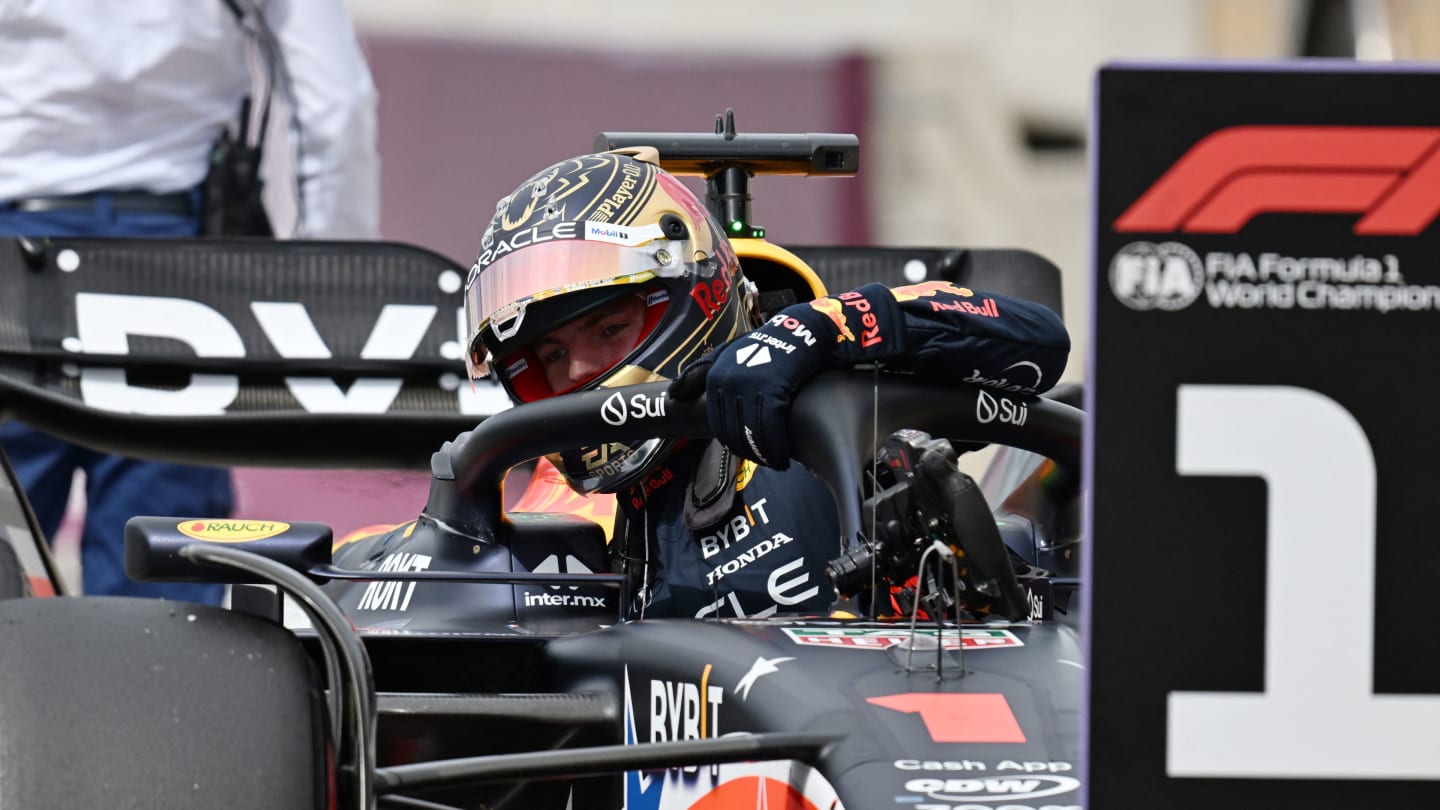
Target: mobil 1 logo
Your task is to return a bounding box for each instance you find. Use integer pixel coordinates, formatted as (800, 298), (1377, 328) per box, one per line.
(1091, 64), (1440, 808)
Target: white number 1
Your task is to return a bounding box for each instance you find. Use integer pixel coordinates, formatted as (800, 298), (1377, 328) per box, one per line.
(1169, 385), (1440, 779)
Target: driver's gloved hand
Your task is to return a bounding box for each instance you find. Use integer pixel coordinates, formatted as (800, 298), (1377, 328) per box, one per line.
(667, 346), (721, 402)
(669, 284), (904, 469)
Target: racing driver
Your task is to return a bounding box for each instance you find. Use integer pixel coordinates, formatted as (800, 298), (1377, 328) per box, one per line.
(465, 149), (1070, 619)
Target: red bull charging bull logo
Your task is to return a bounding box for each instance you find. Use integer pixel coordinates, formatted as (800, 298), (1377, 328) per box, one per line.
(894, 281), (1000, 318)
(892, 280), (973, 301)
(807, 297), (855, 342)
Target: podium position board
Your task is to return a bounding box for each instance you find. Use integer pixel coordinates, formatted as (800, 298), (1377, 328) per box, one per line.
(1090, 63), (1440, 807)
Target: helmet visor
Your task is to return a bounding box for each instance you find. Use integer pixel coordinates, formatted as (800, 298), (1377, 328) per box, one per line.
(466, 228), (691, 357)
(495, 286), (670, 403)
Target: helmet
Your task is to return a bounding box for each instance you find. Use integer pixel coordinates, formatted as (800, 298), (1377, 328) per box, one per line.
(465, 149), (754, 493)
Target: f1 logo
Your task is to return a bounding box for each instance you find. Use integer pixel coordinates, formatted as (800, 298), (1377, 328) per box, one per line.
(1114, 125), (1440, 235)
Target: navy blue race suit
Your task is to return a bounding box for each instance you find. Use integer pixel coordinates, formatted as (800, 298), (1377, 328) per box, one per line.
(617, 280), (1070, 618)
(618, 443), (842, 619)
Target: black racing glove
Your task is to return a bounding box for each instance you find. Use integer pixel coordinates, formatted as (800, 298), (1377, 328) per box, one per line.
(670, 284), (904, 468)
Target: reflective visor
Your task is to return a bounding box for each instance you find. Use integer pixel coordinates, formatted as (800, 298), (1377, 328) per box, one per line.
(499, 287), (671, 403)
(466, 223), (689, 349)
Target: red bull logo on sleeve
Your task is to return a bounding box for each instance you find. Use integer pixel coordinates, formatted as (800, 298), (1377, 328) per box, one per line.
(892, 280), (973, 301)
(837, 291), (885, 348)
(892, 281), (1000, 317)
(932, 297), (1001, 318)
(806, 297), (855, 343)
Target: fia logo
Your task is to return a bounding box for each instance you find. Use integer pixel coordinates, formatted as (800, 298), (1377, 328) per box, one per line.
(1108, 241), (1204, 311)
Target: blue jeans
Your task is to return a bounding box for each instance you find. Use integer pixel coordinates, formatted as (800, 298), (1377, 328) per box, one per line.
(0, 192), (230, 604)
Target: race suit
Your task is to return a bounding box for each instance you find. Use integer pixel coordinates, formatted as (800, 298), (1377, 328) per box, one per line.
(617, 281), (1070, 619)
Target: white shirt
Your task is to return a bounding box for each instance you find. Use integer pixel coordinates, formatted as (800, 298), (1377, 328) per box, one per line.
(0, 0), (379, 238)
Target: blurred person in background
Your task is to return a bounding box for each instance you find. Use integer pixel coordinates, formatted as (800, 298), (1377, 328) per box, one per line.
(0, 0), (379, 603)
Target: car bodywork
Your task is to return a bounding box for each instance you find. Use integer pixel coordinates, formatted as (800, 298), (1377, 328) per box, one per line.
(0, 120), (1084, 809)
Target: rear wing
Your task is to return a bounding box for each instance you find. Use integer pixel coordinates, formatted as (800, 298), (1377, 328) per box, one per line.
(0, 236), (490, 469)
(0, 236), (1062, 470)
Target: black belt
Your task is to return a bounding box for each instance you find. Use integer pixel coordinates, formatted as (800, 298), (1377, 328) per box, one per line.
(5, 190), (195, 215)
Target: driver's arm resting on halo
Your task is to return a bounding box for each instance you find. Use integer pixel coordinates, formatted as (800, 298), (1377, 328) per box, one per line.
(464, 149), (1070, 620)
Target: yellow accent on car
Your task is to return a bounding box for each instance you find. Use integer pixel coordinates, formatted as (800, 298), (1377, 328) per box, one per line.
(732, 238), (827, 301)
(177, 519), (291, 543)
